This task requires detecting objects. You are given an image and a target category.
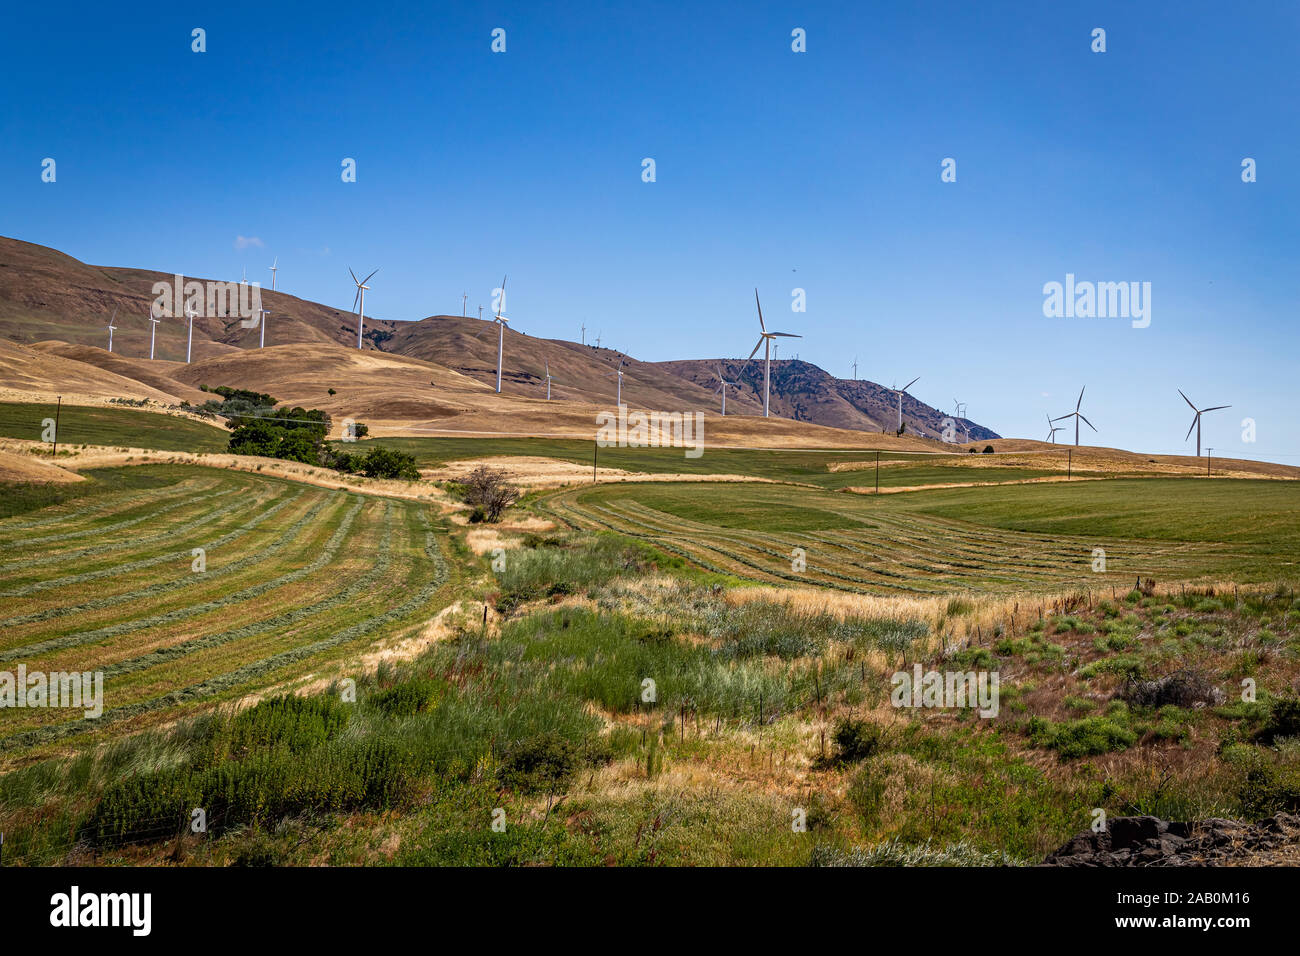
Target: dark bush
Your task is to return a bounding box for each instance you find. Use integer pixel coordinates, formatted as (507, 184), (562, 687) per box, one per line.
(1119, 668), (1225, 710)
(369, 677), (441, 718)
(459, 466), (521, 522)
(497, 732), (582, 794)
(1256, 696), (1300, 744)
(830, 718), (886, 764)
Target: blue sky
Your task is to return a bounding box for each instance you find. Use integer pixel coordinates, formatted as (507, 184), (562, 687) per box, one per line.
(2, 0), (1296, 460)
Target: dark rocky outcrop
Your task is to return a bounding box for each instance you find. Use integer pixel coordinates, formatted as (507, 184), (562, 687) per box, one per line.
(1041, 813), (1300, 866)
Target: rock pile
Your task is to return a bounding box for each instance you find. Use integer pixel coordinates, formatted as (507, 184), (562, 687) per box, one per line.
(1041, 812), (1300, 866)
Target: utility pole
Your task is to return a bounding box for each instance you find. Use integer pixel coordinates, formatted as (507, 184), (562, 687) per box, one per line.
(593, 439), (598, 483)
(1206, 448), (1213, 476)
(875, 450), (880, 494)
(462, 292), (468, 317)
(1067, 447), (1072, 480)
(52, 396), (62, 458)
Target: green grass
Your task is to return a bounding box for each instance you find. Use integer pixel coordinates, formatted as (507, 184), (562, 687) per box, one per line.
(543, 478), (1300, 594)
(0, 464), (453, 758)
(883, 478), (1300, 545)
(0, 466), (186, 520)
(340, 436), (1059, 490)
(0, 401), (228, 453)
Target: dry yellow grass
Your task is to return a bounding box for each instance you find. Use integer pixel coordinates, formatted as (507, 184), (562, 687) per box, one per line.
(0, 437), (453, 506)
(0, 447), (84, 484)
(465, 527), (524, 555)
(423, 455), (777, 489)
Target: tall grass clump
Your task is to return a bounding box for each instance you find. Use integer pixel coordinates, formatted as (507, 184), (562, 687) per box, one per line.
(494, 534), (661, 612)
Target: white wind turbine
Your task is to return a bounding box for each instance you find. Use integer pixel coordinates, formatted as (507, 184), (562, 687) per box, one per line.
(475, 275), (511, 392)
(851, 357), (858, 380)
(1045, 413), (1063, 444)
(1052, 386), (1096, 446)
(610, 358), (626, 405)
(185, 305), (198, 364)
(258, 309), (270, 348)
(713, 364), (739, 416)
(240, 266), (247, 286)
(543, 360), (556, 400)
(268, 257), (278, 291)
(1178, 389), (1230, 458)
(349, 267), (378, 350)
(744, 289), (801, 418)
(892, 376), (920, 434)
(148, 310), (161, 360)
(106, 308), (118, 352)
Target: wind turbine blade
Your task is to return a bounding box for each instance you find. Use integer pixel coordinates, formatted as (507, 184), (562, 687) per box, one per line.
(1076, 386), (1086, 411)
(1202, 405), (1231, 413)
(754, 289), (766, 333)
(1185, 416), (1198, 441)
(903, 376), (920, 392)
(349, 267), (359, 285)
(362, 269), (379, 285)
(1051, 413), (1073, 423)
(769, 332), (801, 338)
(352, 288), (361, 312)
(272, 256), (277, 268)
(1078, 414), (1097, 432)
(1178, 389), (1197, 411)
(746, 338), (764, 361)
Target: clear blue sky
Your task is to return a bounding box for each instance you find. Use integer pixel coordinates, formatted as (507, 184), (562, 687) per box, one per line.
(2, 0), (1296, 460)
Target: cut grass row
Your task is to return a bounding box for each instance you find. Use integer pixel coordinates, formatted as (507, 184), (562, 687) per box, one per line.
(0, 465), (454, 757)
(542, 479), (1294, 594)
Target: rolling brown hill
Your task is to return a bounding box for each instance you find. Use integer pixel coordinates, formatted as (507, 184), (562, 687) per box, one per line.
(0, 236), (399, 361)
(655, 358), (999, 441)
(0, 235), (1001, 440)
(383, 315), (731, 412)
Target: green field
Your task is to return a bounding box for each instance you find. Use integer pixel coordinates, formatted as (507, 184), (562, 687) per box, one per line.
(4, 439), (1300, 867)
(0, 465), (453, 757)
(346, 435), (1064, 489)
(542, 478), (1300, 593)
(0, 401), (229, 452)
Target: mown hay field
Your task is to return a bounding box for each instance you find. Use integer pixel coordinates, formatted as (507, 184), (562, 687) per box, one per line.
(542, 478), (1300, 594)
(0, 464), (452, 761)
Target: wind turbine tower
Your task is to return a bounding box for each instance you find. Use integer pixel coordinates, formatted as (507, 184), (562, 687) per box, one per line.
(1052, 387), (1097, 446)
(349, 267), (378, 350)
(893, 376), (920, 433)
(744, 289), (801, 417)
(185, 305), (197, 364)
(1179, 389), (1231, 457)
